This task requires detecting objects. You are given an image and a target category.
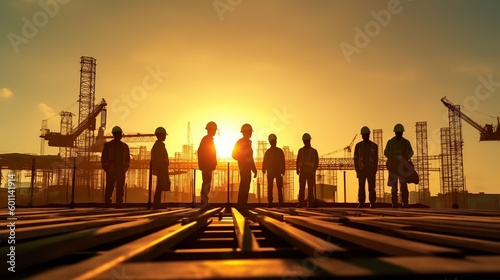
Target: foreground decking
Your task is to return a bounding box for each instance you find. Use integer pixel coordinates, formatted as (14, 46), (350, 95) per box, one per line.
(1, 205), (500, 279)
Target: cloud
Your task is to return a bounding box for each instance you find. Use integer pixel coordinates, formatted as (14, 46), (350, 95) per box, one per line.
(1, 88), (13, 98)
(38, 103), (55, 118)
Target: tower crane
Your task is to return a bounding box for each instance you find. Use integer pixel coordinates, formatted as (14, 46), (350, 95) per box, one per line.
(321, 134), (358, 158)
(40, 99), (107, 147)
(441, 96), (500, 141)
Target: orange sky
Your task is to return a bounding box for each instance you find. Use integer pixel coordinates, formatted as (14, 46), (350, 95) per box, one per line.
(1, 0), (499, 202)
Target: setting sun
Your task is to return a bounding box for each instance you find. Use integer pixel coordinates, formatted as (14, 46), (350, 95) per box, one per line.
(214, 128), (241, 159)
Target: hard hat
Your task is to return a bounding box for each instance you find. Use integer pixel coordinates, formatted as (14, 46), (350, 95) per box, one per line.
(111, 126), (122, 133)
(302, 133), (312, 140)
(155, 126), (167, 135)
(393, 123), (405, 132)
(240, 123), (253, 132)
(268, 133), (277, 141)
(360, 126), (370, 134)
(205, 121), (217, 130)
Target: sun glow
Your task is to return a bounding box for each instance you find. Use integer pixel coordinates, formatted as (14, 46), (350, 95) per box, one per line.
(214, 129), (241, 159)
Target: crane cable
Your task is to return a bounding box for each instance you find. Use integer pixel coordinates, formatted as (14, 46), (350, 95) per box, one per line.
(43, 100), (79, 121)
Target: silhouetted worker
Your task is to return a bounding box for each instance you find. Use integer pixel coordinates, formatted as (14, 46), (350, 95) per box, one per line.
(384, 123), (414, 208)
(197, 121), (218, 209)
(232, 123), (257, 209)
(296, 133), (319, 208)
(151, 126), (171, 209)
(354, 126), (378, 208)
(101, 126), (130, 208)
(262, 133), (286, 208)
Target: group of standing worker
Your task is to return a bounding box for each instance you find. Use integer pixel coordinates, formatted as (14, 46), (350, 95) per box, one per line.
(354, 124), (414, 208)
(101, 122), (414, 210)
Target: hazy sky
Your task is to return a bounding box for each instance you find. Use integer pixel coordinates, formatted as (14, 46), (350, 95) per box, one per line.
(1, 0), (499, 201)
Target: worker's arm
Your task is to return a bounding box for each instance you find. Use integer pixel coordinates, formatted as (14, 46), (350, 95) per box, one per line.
(262, 150), (268, 174)
(384, 140), (391, 158)
(125, 144), (130, 172)
(314, 149), (319, 171)
(232, 140), (240, 161)
(101, 143), (109, 172)
(280, 149), (286, 176)
(296, 149), (302, 175)
(353, 143), (360, 172)
(406, 140), (414, 159)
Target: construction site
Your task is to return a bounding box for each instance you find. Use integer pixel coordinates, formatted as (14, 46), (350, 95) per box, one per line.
(1, 57), (500, 279)
(1, 56), (500, 209)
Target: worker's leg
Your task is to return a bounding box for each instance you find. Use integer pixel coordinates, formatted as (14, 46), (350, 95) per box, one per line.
(400, 176), (409, 207)
(306, 172), (316, 207)
(276, 174), (284, 206)
(238, 169), (251, 207)
(298, 174), (306, 206)
(266, 173), (274, 204)
(367, 172), (377, 205)
(153, 174), (166, 207)
(389, 171), (399, 207)
(115, 172), (126, 206)
(104, 172), (116, 206)
(357, 173), (367, 205)
(200, 170), (212, 208)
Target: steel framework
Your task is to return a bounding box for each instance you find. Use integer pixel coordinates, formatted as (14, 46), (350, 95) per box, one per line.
(415, 121), (430, 205)
(447, 105), (467, 208)
(76, 56), (97, 198)
(372, 129), (385, 202)
(58, 111), (74, 186)
(440, 127), (452, 208)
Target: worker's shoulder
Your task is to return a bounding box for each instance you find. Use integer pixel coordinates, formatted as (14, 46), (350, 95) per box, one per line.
(152, 140), (165, 149)
(200, 135), (213, 142)
(386, 136), (397, 143)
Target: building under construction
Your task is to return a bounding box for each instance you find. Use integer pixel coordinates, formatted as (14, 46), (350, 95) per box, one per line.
(3, 57), (498, 210)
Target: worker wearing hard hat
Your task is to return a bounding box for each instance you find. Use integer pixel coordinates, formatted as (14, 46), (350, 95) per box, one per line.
(197, 121), (218, 209)
(101, 126), (130, 208)
(232, 123), (257, 209)
(296, 133), (319, 208)
(151, 126), (171, 209)
(354, 126), (379, 208)
(262, 133), (286, 208)
(384, 123), (414, 208)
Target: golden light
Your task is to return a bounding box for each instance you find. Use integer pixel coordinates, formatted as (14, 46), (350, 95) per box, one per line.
(214, 128), (241, 159)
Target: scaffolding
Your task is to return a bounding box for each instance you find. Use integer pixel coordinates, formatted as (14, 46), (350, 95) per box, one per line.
(415, 121), (430, 205)
(448, 105), (467, 208)
(372, 129), (385, 202)
(440, 127), (452, 208)
(282, 146), (295, 202)
(58, 111), (74, 186)
(76, 56), (97, 199)
(256, 140), (268, 203)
